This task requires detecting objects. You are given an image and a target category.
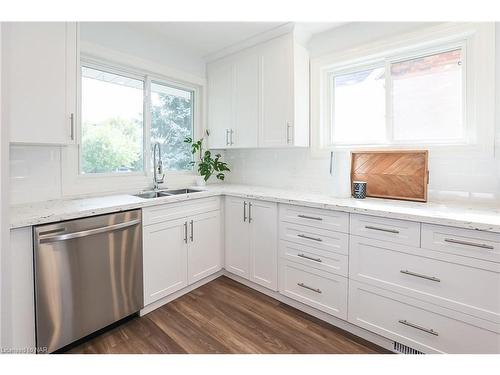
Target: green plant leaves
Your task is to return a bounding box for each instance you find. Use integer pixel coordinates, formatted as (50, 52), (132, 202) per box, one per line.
(184, 135), (230, 181)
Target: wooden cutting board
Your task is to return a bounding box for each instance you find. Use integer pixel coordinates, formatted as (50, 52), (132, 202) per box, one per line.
(351, 150), (429, 202)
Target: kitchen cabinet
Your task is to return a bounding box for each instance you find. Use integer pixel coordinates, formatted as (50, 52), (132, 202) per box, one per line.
(143, 199), (222, 306)
(2, 228), (36, 351)
(207, 32), (309, 149)
(3, 22), (78, 145)
(143, 218), (189, 306)
(224, 196), (278, 290)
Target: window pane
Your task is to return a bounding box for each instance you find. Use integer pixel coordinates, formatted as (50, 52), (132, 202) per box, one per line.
(151, 82), (193, 171)
(333, 67), (386, 144)
(391, 49), (463, 142)
(81, 66), (144, 174)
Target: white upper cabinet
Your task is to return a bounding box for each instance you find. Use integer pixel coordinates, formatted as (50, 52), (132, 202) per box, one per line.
(207, 33), (309, 149)
(4, 22), (78, 145)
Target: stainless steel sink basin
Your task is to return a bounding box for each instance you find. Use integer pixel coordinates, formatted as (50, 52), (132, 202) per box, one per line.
(163, 188), (203, 195)
(134, 191), (170, 199)
(134, 188), (203, 199)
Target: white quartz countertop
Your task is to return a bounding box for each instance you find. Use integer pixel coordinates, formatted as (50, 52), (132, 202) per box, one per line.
(10, 184), (500, 233)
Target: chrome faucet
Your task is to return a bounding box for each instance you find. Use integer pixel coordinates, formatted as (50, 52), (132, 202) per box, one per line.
(152, 143), (165, 191)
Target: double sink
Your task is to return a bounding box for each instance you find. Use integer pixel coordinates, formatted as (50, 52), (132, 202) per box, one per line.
(134, 188), (203, 199)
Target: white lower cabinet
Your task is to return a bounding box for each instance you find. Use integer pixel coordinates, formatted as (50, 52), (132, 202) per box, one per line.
(143, 198), (222, 306)
(280, 260), (348, 318)
(143, 218), (189, 305)
(349, 280), (500, 354)
(224, 196), (278, 291)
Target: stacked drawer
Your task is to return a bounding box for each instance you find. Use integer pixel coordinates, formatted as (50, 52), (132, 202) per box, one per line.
(278, 204), (349, 319)
(349, 213), (500, 353)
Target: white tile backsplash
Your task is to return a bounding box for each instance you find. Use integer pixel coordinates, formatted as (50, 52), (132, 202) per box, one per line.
(10, 145), (62, 205)
(224, 148), (500, 203)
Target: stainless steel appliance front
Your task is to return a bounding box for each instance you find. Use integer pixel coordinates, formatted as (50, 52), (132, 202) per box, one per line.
(34, 210), (143, 353)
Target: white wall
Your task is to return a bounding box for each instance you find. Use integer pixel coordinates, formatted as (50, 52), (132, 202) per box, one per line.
(9, 23), (207, 205)
(225, 22), (500, 203)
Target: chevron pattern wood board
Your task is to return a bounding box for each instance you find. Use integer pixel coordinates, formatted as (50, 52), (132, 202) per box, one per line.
(350, 150), (429, 202)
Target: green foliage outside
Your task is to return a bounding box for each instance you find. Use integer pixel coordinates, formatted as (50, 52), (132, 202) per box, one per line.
(81, 91), (193, 174)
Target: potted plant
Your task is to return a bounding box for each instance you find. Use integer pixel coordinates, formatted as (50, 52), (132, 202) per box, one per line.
(184, 132), (230, 186)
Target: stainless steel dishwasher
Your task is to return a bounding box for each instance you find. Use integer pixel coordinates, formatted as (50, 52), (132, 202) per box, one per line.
(34, 210), (143, 353)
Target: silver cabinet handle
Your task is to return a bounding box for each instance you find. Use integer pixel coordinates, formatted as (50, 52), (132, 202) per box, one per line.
(398, 320), (438, 336)
(400, 270), (440, 283)
(297, 253), (322, 263)
(190, 220), (194, 242)
(286, 121), (293, 144)
(184, 221), (188, 243)
(243, 201), (247, 222)
(38, 219), (141, 243)
(225, 129), (229, 146)
(70, 113), (75, 141)
(365, 225), (400, 234)
(297, 282), (322, 294)
(298, 234), (322, 242)
(230, 129), (234, 145)
(248, 202), (253, 223)
(444, 238), (494, 250)
(298, 214), (323, 221)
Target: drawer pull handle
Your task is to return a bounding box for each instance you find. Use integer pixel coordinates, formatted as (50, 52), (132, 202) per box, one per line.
(297, 253), (322, 263)
(444, 238), (494, 250)
(297, 214), (323, 221)
(400, 270), (440, 282)
(298, 234), (323, 242)
(297, 282), (322, 294)
(365, 225), (400, 234)
(398, 319), (439, 336)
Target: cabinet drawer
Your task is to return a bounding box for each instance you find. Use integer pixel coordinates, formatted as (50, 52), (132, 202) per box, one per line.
(279, 221), (349, 255)
(280, 240), (348, 277)
(279, 204), (349, 234)
(422, 224), (500, 263)
(349, 281), (500, 354)
(279, 260), (348, 319)
(350, 236), (500, 323)
(350, 214), (420, 247)
(143, 197), (221, 226)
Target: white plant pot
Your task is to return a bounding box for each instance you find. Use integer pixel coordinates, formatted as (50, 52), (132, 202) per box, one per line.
(195, 176), (207, 186)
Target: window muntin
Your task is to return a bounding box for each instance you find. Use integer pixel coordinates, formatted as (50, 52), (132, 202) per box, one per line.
(150, 82), (194, 171)
(330, 45), (465, 147)
(80, 66), (144, 174)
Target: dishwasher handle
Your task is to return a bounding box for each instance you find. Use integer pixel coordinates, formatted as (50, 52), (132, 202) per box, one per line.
(38, 219), (141, 243)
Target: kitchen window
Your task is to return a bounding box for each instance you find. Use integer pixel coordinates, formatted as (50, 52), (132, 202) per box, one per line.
(311, 23), (495, 154)
(329, 46), (465, 146)
(79, 63), (195, 176)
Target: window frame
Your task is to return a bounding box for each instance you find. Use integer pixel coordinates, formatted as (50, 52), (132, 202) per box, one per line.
(62, 52), (204, 197)
(78, 57), (199, 178)
(310, 23), (495, 157)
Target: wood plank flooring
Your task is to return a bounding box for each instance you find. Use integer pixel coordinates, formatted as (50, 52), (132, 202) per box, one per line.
(67, 276), (390, 354)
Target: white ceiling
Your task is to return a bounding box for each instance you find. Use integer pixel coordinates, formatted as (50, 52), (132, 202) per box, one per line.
(125, 22), (346, 59)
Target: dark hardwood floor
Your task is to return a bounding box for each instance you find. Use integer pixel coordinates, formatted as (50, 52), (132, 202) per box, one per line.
(67, 276), (389, 354)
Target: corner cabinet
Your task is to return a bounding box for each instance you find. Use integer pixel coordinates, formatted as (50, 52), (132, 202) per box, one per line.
(207, 33), (309, 149)
(224, 196), (278, 291)
(3, 22), (78, 145)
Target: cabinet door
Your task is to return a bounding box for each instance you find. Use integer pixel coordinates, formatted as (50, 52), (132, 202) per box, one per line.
(259, 35), (293, 147)
(224, 196), (250, 278)
(187, 210), (222, 284)
(143, 218), (188, 306)
(233, 53), (259, 148)
(207, 61), (233, 149)
(5, 22), (77, 144)
(249, 200), (278, 290)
